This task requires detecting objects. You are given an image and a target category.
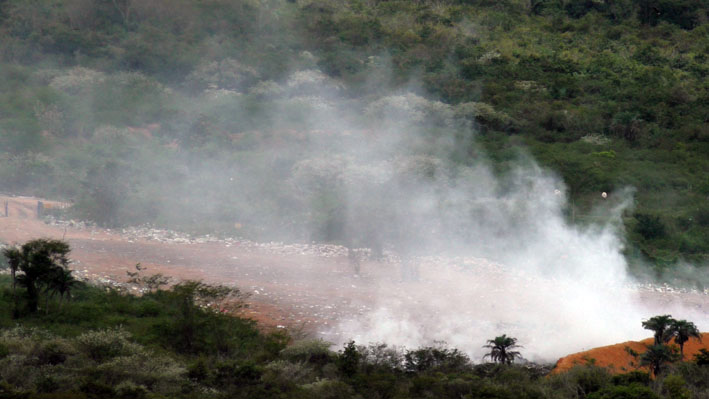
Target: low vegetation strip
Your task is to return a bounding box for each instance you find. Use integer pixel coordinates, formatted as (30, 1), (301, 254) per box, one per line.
(1, 269), (709, 398)
(1, 239), (709, 398)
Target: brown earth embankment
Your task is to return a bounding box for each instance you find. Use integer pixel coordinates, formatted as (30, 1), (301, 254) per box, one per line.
(553, 333), (709, 374)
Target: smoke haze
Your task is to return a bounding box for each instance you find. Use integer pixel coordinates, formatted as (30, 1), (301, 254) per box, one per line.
(4, 24), (706, 362)
(156, 67), (704, 361)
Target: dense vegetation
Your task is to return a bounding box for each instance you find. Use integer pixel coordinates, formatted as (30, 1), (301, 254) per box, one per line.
(0, 0), (707, 275)
(1, 270), (709, 399)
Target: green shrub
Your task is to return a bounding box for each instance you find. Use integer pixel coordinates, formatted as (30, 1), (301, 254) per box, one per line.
(280, 339), (334, 366)
(661, 375), (690, 399)
(36, 375), (61, 394)
(212, 361), (262, 388)
(549, 365), (612, 398)
(302, 379), (356, 399)
(0, 342), (8, 359)
(262, 360), (315, 388)
(79, 380), (115, 398)
(74, 329), (141, 363)
(611, 371), (651, 386)
(350, 372), (398, 399)
(695, 348), (709, 366)
(336, 341), (360, 377)
(634, 213), (667, 240)
(671, 361), (709, 398)
(93, 353), (185, 392)
(404, 345), (470, 373)
(587, 384), (660, 399)
(358, 343), (403, 373)
(90, 72), (171, 127)
(114, 381), (149, 399)
(33, 339), (73, 366)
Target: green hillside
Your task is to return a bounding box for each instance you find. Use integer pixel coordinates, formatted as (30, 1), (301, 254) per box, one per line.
(0, 0), (707, 274)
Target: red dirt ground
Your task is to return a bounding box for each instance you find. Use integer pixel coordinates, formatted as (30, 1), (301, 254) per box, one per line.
(1, 194), (707, 371)
(553, 333), (709, 374)
(0, 195), (364, 332)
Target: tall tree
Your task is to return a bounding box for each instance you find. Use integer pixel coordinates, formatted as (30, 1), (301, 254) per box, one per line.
(669, 319), (702, 359)
(1, 239), (71, 314)
(642, 315), (675, 345)
(483, 334), (523, 365)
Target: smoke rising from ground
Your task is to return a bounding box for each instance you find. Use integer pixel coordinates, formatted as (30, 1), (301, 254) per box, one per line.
(24, 57), (708, 362)
(228, 68), (707, 362)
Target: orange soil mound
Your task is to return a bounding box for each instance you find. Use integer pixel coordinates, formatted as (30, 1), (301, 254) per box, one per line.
(553, 333), (709, 375)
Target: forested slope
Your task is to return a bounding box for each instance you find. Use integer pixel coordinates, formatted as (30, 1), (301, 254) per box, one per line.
(0, 0), (707, 274)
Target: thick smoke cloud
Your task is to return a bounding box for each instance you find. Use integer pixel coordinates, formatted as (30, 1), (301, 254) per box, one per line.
(234, 68), (706, 362)
(44, 56), (707, 362)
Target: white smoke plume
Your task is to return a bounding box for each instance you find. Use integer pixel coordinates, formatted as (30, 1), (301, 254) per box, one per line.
(268, 80), (708, 362)
(42, 60), (708, 362)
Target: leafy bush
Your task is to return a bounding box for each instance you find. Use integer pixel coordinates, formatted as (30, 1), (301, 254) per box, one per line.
(212, 361), (262, 388)
(661, 375), (691, 399)
(33, 339), (73, 366)
(302, 379), (356, 399)
(74, 328), (142, 363)
(672, 361), (709, 394)
(90, 72), (171, 127)
(548, 365), (612, 398)
(114, 381), (149, 399)
(695, 348), (709, 366)
(280, 339), (334, 366)
(611, 371), (651, 386)
(336, 341), (360, 378)
(634, 213), (667, 240)
(404, 345), (471, 374)
(0, 342), (8, 359)
(587, 384), (660, 399)
(94, 353), (186, 392)
(357, 343), (404, 373)
(262, 360), (316, 388)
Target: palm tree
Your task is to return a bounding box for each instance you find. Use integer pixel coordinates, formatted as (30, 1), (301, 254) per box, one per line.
(669, 319), (702, 359)
(483, 334), (523, 365)
(640, 344), (678, 377)
(50, 268), (79, 311)
(641, 315), (675, 345)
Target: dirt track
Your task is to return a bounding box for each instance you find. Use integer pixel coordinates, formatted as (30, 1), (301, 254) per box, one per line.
(1, 194), (707, 364)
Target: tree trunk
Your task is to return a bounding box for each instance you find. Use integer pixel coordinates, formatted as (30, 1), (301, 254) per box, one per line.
(26, 283), (39, 313)
(11, 269), (18, 317)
